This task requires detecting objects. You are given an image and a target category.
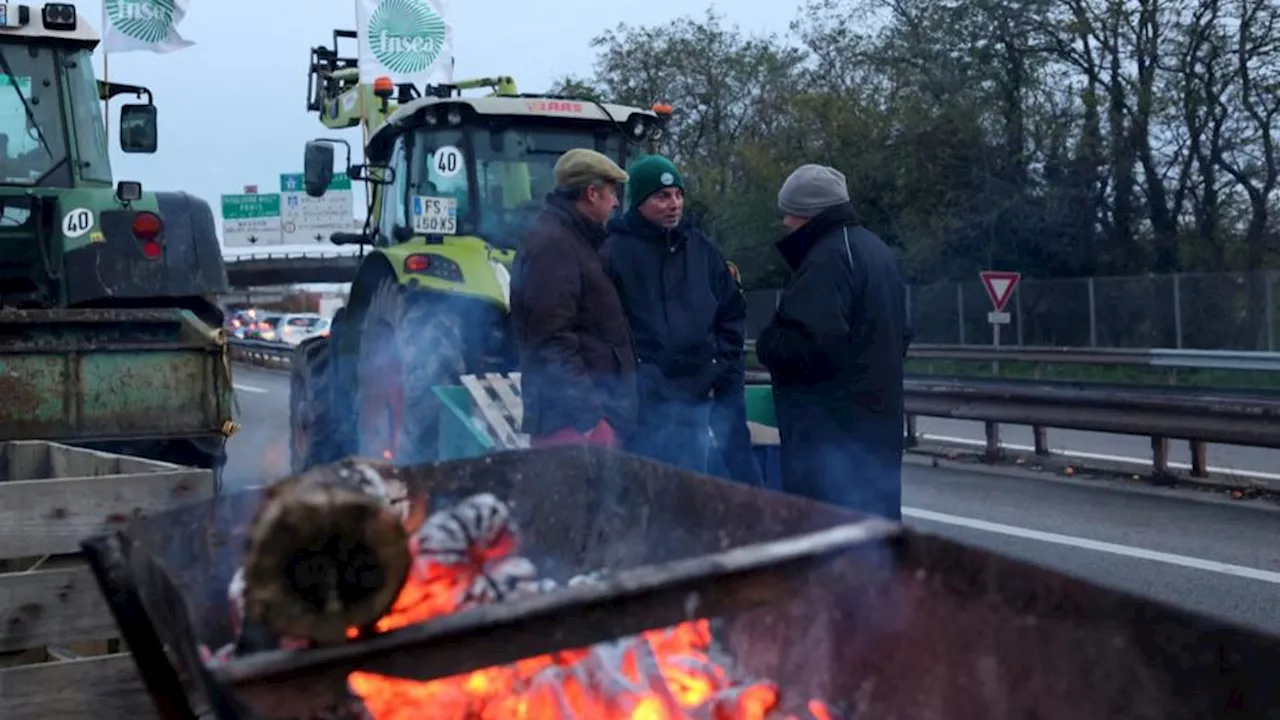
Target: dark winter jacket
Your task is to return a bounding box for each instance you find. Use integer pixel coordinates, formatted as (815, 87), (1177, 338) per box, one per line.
(756, 202), (910, 518)
(601, 210), (747, 404)
(510, 192), (637, 437)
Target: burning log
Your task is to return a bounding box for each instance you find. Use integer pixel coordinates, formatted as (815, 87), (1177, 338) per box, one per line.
(240, 458), (417, 646)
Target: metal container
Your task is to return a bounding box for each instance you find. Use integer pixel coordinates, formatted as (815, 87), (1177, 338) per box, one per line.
(84, 446), (1280, 719)
(0, 308), (233, 446)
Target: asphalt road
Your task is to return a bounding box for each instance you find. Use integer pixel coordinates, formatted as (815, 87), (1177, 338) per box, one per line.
(226, 363), (1280, 634)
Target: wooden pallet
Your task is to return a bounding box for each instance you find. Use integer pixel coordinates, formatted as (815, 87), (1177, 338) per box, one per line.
(459, 373), (530, 450)
(0, 441), (215, 719)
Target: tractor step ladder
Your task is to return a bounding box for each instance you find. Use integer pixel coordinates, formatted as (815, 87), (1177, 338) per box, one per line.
(459, 373), (529, 450)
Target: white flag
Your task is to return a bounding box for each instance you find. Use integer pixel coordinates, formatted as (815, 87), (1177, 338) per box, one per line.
(102, 0), (195, 54)
(357, 0), (453, 86)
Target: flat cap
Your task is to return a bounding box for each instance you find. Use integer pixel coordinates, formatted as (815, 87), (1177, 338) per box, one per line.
(778, 164), (850, 217)
(554, 148), (629, 189)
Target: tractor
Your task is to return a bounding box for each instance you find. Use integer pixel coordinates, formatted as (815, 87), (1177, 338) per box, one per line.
(0, 3), (233, 472)
(290, 29), (669, 471)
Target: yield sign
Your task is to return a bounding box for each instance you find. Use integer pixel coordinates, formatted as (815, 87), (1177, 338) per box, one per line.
(980, 271), (1021, 312)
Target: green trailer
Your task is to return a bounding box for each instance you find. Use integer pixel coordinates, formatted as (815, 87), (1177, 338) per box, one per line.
(0, 308), (235, 468)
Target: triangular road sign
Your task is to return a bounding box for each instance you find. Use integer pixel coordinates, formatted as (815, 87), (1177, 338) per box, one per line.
(980, 271), (1021, 311)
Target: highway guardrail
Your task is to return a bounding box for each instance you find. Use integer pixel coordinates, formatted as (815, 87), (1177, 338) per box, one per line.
(231, 339), (1280, 482)
(745, 340), (1280, 373)
(229, 337), (292, 368)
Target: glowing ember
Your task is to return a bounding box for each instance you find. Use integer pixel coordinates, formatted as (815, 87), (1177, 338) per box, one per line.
(341, 494), (837, 720)
(345, 560), (833, 720)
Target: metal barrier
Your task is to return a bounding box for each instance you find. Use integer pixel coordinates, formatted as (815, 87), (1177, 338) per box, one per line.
(746, 340), (1280, 373)
(231, 339), (1280, 481)
(228, 338), (292, 368)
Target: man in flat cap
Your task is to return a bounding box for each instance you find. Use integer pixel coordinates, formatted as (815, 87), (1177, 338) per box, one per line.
(600, 154), (758, 482)
(756, 164), (911, 519)
(510, 148), (636, 448)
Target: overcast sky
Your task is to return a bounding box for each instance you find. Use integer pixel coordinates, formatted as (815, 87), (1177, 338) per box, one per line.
(72, 0), (803, 256)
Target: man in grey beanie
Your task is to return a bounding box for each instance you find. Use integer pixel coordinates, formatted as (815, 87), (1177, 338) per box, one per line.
(756, 164), (911, 520)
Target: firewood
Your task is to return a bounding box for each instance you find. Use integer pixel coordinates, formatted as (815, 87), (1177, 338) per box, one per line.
(241, 458), (413, 646)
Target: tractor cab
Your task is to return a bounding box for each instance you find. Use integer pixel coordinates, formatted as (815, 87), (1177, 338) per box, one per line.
(301, 32), (671, 255)
(0, 2), (160, 304)
(0, 2), (156, 190)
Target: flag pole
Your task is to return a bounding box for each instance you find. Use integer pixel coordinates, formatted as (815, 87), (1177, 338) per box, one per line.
(354, 0), (371, 216)
(101, 4), (110, 141)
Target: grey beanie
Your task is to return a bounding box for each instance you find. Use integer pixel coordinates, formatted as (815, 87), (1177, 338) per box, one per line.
(777, 164), (850, 217)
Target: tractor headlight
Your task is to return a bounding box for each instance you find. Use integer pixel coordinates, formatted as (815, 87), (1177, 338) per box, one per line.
(625, 113), (651, 139)
(41, 2), (74, 30)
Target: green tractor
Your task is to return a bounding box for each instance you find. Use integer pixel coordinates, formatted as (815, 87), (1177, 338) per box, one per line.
(0, 3), (233, 472)
(290, 30), (669, 470)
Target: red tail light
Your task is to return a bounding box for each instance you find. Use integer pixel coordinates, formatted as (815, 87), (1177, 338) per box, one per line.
(132, 212), (163, 259)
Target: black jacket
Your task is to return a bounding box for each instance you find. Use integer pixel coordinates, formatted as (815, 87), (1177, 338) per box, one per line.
(602, 210), (746, 402)
(510, 192), (637, 436)
(756, 203), (910, 517)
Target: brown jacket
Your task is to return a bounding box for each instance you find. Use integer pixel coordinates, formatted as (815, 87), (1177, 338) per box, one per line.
(510, 192), (637, 436)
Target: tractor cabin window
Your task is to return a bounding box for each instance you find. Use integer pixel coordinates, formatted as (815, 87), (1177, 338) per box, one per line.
(470, 126), (625, 249)
(65, 49), (111, 184)
(0, 42), (69, 186)
(408, 127), (468, 237)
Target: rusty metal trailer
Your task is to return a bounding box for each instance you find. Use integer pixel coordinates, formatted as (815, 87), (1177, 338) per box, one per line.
(0, 309), (236, 473)
(0, 440), (215, 718)
(83, 446), (1280, 719)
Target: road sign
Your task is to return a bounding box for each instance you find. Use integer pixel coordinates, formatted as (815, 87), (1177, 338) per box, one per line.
(987, 311), (1011, 325)
(980, 271), (1021, 312)
(279, 172), (354, 244)
(221, 193), (282, 248)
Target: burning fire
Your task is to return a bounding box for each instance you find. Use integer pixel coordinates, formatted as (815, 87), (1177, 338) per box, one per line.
(213, 471), (837, 720)
(342, 494), (836, 720)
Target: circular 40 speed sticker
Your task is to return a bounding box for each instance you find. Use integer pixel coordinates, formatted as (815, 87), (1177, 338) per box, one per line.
(62, 207), (94, 238)
(433, 146), (464, 177)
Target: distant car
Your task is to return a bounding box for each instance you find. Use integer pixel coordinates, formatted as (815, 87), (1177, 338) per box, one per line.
(278, 313), (327, 347)
(247, 314), (283, 342)
(226, 309), (259, 339)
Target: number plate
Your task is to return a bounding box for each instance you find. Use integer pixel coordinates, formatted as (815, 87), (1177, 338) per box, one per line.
(411, 195), (458, 235)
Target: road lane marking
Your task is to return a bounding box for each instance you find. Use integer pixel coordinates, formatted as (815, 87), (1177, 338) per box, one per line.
(903, 507), (1280, 584)
(234, 383), (268, 394)
(920, 433), (1280, 482)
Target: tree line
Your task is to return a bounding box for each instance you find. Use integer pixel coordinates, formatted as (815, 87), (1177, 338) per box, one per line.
(553, 0), (1280, 292)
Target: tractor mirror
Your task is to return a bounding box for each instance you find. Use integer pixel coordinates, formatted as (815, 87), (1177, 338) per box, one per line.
(303, 141), (335, 197)
(119, 104), (157, 154)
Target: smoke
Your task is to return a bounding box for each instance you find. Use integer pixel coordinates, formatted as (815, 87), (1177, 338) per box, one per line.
(300, 266), (910, 715)
(316, 290), (509, 468)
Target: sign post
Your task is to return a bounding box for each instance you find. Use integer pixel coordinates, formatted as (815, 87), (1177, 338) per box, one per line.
(980, 271), (1020, 370)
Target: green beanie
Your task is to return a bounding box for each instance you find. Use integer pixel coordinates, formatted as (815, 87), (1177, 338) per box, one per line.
(626, 154), (684, 209)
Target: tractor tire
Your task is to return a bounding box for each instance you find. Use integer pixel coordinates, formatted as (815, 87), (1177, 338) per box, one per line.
(355, 279), (466, 464)
(289, 309), (353, 473)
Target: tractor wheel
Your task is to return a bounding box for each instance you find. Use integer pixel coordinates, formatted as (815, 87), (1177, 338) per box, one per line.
(355, 280), (465, 464)
(290, 310), (352, 472)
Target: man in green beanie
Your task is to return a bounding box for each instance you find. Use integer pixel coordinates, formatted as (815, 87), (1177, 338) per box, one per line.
(601, 155), (759, 484)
